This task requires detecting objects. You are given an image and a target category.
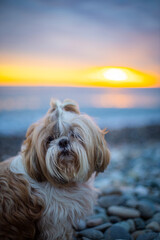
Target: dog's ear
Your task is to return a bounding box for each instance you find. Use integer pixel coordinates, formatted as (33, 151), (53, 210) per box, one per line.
(94, 129), (110, 173)
(62, 99), (80, 114)
(22, 123), (45, 182)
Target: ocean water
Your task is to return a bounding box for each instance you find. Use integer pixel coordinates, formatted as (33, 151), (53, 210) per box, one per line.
(0, 87), (160, 135)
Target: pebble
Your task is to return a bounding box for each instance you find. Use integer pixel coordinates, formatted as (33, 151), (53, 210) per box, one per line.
(98, 195), (125, 208)
(151, 212), (160, 224)
(126, 219), (135, 232)
(86, 218), (103, 227)
(136, 231), (158, 240)
(81, 238), (91, 240)
(87, 213), (108, 223)
(94, 222), (112, 232)
(134, 218), (145, 230)
(134, 185), (149, 196)
(146, 221), (160, 232)
(109, 216), (121, 223)
(94, 205), (106, 215)
(76, 219), (86, 230)
(137, 200), (156, 219)
(126, 199), (138, 208)
(104, 226), (131, 240)
(132, 230), (146, 240)
(102, 187), (122, 196)
(77, 228), (104, 239)
(114, 221), (130, 232)
(107, 206), (140, 218)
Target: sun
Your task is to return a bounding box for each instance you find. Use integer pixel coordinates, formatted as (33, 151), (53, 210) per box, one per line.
(103, 68), (127, 81)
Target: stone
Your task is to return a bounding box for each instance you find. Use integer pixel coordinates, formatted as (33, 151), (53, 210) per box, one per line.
(146, 221), (160, 232)
(152, 212), (160, 224)
(134, 218), (145, 230)
(77, 228), (104, 239)
(75, 219), (86, 230)
(104, 226), (131, 240)
(154, 233), (160, 240)
(108, 206), (140, 218)
(126, 219), (135, 232)
(134, 185), (149, 196)
(98, 195), (125, 208)
(86, 218), (103, 227)
(82, 238), (91, 240)
(137, 200), (156, 219)
(109, 216), (121, 223)
(94, 205), (106, 215)
(114, 221), (130, 232)
(136, 232), (158, 240)
(87, 213), (108, 223)
(102, 187), (122, 196)
(132, 230), (146, 240)
(126, 199), (138, 208)
(94, 222), (112, 232)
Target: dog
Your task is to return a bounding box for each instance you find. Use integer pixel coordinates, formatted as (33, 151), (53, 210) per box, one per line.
(0, 99), (110, 240)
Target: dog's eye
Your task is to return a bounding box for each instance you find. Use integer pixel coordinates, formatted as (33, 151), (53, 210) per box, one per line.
(47, 136), (54, 143)
(71, 131), (83, 142)
(71, 131), (76, 138)
(76, 134), (83, 142)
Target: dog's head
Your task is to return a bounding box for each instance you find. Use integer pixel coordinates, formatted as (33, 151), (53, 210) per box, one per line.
(22, 99), (110, 185)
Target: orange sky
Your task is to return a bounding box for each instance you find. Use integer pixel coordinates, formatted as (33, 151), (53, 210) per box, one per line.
(0, 1), (160, 88)
(0, 58), (159, 88)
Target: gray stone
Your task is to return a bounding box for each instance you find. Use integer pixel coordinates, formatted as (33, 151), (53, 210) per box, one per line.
(132, 230), (146, 240)
(77, 228), (104, 239)
(126, 199), (138, 208)
(87, 213), (108, 223)
(126, 219), (135, 232)
(104, 226), (131, 240)
(152, 212), (160, 224)
(94, 222), (112, 232)
(82, 238), (91, 240)
(137, 200), (156, 219)
(146, 221), (160, 232)
(98, 195), (125, 208)
(108, 206), (140, 218)
(134, 218), (145, 230)
(136, 232), (158, 240)
(114, 221), (130, 232)
(109, 216), (121, 223)
(102, 187), (122, 196)
(154, 233), (160, 240)
(94, 205), (106, 215)
(75, 219), (86, 230)
(86, 218), (103, 227)
(134, 185), (149, 196)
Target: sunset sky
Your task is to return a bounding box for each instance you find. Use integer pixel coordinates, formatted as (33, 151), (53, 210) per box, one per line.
(0, 0), (160, 87)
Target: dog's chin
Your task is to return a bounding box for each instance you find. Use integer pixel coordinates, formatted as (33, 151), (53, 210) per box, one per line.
(46, 148), (83, 185)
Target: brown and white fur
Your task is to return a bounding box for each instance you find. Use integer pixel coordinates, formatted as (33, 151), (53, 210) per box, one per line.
(0, 99), (110, 240)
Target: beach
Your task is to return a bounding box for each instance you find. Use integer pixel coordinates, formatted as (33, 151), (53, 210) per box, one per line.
(0, 124), (160, 239)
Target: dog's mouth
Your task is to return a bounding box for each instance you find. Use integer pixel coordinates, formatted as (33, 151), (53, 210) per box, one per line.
(61, 148), (70, 156)
(58, 150), (79, 169)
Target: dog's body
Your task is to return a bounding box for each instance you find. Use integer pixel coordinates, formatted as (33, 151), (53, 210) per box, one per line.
(0, 99), (110, 240)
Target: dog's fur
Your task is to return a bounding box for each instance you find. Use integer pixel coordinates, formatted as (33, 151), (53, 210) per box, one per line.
(0, 99), (110, 240)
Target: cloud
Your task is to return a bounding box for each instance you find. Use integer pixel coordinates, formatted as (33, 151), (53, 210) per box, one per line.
(0, 0), (159, 75)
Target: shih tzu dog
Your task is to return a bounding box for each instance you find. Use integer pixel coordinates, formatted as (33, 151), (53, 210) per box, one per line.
(0, 99), (110, 240)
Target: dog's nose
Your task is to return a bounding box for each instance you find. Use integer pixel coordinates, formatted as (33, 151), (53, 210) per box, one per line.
(59, 138), (69, 148)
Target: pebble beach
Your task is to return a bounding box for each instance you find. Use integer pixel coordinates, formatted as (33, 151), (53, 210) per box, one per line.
(0, 125), (160, 240)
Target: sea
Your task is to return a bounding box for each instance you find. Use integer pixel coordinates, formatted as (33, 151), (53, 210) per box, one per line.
(0, 87), (160, 135)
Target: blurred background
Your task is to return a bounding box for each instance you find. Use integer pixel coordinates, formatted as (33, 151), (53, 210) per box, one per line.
(0, 0), (160, 152)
